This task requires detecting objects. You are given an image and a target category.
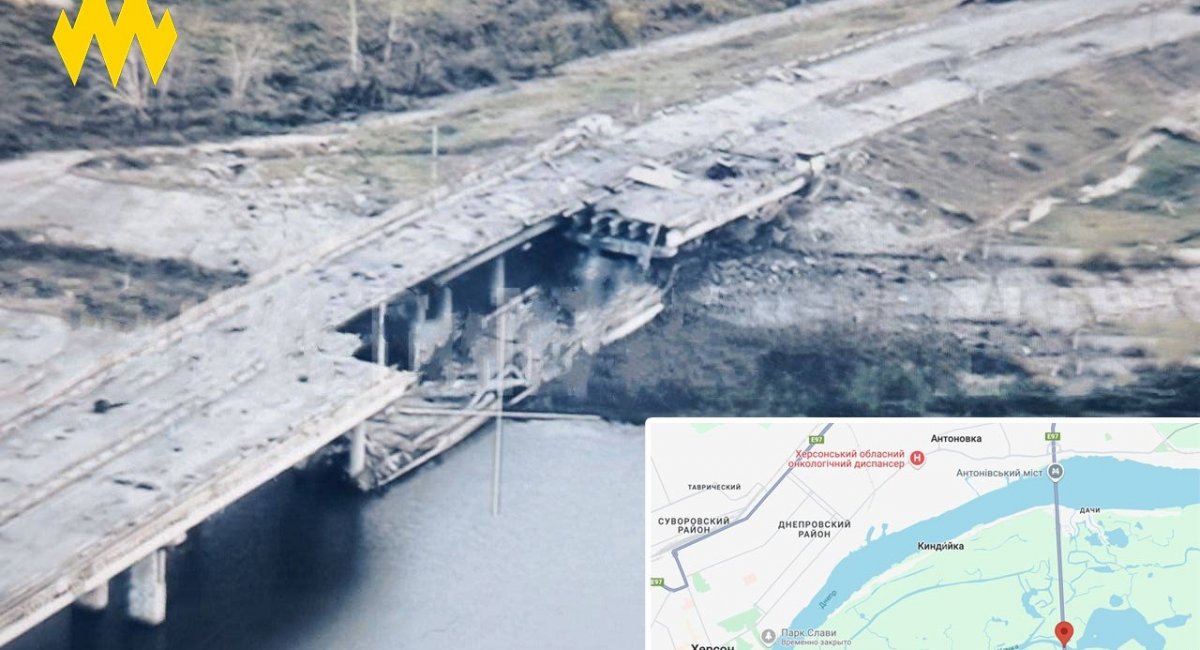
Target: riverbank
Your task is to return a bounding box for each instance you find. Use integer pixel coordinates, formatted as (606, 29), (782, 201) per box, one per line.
(531, 283), (1200, 421)
(529, 37), (1200, 421)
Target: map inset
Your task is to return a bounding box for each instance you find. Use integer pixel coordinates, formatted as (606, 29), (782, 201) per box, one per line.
(647, 419), (1200, 649)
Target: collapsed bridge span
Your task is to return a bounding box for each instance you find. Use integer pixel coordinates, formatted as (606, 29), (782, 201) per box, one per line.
(2, 0), (1197, 644)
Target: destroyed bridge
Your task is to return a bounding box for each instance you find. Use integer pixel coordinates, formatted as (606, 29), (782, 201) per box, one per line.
(1, 0), (1195, 643)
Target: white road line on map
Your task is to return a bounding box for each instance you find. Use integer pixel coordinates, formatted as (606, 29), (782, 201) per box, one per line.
(1050, 422), (1068, 624)
(660, 424), (832, 593)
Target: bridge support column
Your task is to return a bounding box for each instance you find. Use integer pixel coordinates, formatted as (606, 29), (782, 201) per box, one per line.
(372, 302), (387, 366)
(127, 549), (167, 626)
(640, 224), (662, 270)
(436, 287), (453, 331)
(75, 582), (109, 612)
(347, 424), (366, 479)
(433, 287), (454, 352)
(407, 294), (429, 370)
(489, 256), (506, 308)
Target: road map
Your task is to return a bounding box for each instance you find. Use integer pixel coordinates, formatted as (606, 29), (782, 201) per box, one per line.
(646, 419), (1200, 650)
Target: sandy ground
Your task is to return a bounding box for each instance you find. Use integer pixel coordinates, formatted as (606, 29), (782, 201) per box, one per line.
(0, 0), (960, 423)
(0, 0), (957, 275)
(562, 37), (1200, 417)
(3, 1), (1198, 423)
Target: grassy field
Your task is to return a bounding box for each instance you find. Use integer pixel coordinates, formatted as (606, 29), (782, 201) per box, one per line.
(0, 0), (814, 158)
(1021, 136), (1200, 249)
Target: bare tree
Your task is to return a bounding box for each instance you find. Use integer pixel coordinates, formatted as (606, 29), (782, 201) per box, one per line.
(383, 3), (401, 64)
(103, 46), (153, 121)
(226, 27), (278, 108)
(380, 0), (443, 97)
(348, 0), (363, 77)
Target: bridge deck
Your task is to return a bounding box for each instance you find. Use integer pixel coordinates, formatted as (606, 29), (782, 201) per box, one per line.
(3, 0), (1197, 644)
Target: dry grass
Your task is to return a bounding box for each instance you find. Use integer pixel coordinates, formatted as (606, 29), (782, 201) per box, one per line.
(1129, 318), (1200, 365)
(1021, 135), (1200, 248)
(1023, 204), (1199, 248)
(864, 40), (1200, 225)
(0, 0), (818, 158)
(1, 0), (69, 7)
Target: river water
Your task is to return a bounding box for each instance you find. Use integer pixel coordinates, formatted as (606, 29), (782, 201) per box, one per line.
(10, 420), (644, 650)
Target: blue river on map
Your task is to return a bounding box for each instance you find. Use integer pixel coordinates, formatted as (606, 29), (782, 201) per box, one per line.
(776, 457), (1200, 648)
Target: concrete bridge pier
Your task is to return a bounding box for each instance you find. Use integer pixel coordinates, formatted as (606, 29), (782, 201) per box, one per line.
(126, 549), (167, 626)
(371, 302), (387, 367)
(406, 294), (430, 371)
(489, 257), (506, 307)
(345, 299), (392, 481)
(434, 287), (453, 333)
(408, 287), (455, 371)
(346, 423), (367, 479)
(74, 583), (109, 613)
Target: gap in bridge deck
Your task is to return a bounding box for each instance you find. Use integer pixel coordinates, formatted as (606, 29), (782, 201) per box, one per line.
(332, 222), (669, 487)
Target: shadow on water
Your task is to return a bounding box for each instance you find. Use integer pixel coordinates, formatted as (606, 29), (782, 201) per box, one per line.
(11, 473), (369, 650)
(11, 419), (645, 650)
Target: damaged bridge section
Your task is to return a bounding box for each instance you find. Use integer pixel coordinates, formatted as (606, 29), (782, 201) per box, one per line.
(6, 0), (1193, 643)
(569, 151), (817, 261)
(332, 126), (817, 487)
(317, 97), (825, 489)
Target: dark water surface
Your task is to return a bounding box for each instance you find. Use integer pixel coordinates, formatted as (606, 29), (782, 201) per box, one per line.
(11, 420), (643, 650)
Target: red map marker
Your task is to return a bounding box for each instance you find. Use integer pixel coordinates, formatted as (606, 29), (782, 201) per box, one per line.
(909, 450), (925, 468)
(1055, 621), (1074, 648)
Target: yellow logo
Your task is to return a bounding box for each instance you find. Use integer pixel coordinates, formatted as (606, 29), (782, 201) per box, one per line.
(53, 0), (177, 87)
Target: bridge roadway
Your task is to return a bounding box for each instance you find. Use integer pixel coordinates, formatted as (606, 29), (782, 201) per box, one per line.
(2, 0), (1197, 644)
